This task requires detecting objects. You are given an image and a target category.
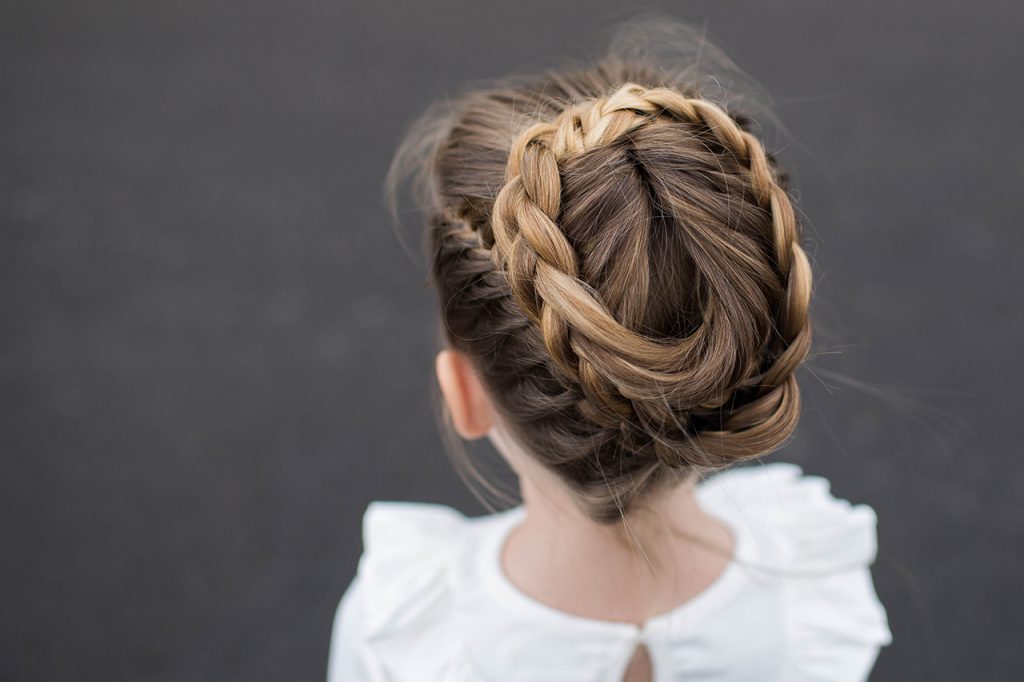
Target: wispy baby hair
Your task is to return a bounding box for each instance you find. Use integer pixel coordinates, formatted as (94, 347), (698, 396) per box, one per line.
(386, 18), (814, 524)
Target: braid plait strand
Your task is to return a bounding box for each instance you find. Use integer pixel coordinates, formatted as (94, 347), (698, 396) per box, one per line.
(484, 82), (812, 467)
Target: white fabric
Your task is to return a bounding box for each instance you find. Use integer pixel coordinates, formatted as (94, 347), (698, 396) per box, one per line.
(328, 462), (893, 681)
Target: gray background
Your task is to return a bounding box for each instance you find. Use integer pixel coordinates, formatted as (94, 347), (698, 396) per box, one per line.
(2, 1), (1021, 680)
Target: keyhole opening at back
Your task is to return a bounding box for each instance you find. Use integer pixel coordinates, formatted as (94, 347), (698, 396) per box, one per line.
(620, 642), (652, 682)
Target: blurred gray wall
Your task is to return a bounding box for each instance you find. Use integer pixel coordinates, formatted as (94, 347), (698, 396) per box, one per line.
(2, 1), (1021, 680)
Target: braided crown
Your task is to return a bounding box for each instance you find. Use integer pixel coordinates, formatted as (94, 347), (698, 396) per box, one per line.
(485, 83), (813, 466)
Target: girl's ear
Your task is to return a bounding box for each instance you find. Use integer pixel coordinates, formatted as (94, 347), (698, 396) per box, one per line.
(435, 349), (496, 439)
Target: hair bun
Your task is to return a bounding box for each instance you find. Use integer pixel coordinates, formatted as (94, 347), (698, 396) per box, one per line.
(392, 30), (817, 522)
(489, 82), (812, 466)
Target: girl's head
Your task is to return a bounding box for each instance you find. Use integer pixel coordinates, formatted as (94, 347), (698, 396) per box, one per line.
(387, 20), (813, 525)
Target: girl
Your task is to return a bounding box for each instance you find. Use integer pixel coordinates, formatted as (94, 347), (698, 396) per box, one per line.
(328, 19), (892, 682)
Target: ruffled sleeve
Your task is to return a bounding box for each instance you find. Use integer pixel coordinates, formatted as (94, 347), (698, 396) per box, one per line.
(777, 467), (893, 680)
(357, 501), (465, 637)
(327, 501), (469, 682)
(705, 463), (893, 681)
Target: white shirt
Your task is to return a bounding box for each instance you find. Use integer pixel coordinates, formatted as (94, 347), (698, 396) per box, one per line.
(327, 462), (893, 681)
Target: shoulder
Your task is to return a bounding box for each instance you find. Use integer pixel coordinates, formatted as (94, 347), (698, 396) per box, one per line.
(327, 501), (494, 682)
(698, 462), (894, 681)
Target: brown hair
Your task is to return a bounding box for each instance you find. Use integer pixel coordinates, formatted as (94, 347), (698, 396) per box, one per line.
(386, 20), (813, 525)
